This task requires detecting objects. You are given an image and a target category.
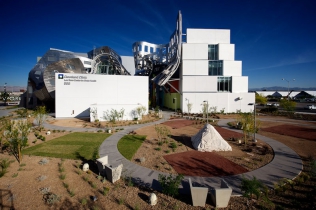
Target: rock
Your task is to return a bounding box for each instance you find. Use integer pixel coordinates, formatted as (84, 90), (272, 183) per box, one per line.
(46, 131), (51, 135)
(149, 193), (157, 206)
(83, 163), (89, 172)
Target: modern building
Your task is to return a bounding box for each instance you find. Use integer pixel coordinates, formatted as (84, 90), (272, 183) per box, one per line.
(133, 11), (254, 113)
(25, 11), (254, 119)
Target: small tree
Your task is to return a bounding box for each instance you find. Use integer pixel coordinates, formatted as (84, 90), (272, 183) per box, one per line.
(34, 106), (47, 131)
(201, 103), (208, 118)
(2, 119), (31, 163)
(154, 124), (171, 145)
(90, 107), (98, 122)
(238, 113), (255, 144)
(158, 174), (184, 197)
(280, 99), (296, 112)
(136, 106), (146, 120)
(241, 176), (264, 200)
(255, 93), (267, 105)
(187, 103), (193, 115)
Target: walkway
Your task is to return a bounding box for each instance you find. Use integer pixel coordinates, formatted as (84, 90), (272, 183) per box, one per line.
(31, 111), (303, 195)
(98, 112), (302, 195)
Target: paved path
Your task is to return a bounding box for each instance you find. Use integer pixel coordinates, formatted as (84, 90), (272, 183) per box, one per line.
(19, 110), (302, 195)
(98, 113), (302, 195)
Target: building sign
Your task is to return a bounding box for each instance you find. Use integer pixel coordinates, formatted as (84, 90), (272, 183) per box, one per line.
(57, 74), (97, 86)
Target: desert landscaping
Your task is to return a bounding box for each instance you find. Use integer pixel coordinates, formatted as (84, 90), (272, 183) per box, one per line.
(0, 108), (315, 209)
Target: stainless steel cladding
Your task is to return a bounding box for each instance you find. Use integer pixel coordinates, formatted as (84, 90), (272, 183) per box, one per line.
(132, 11), (182, 86)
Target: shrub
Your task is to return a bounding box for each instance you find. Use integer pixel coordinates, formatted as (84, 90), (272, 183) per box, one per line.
(37, 175), (47, 182)
(241, 176), (264, 199)
(102, 187), (109, 196)
(39, 158), (49, 165)
(158, 174), (184, 197)
(155, 147), (161, 151)
(59, 174), (66, 180)
(81, 198), (87, 205)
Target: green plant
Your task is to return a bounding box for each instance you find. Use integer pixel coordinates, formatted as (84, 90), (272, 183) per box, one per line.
(68, 189), (75, 197)
(155, 147), (161, 151)
(33, 106), (48, 131)
(102, 187), (109, 196)
(241, 176), (264, 199)
(165, 150), (170, 153)
(118, 197), (124, 205)
(91, 182), (97, 189)
(154, 125), (171, 145)
(59, 174), (66, 180)
(59, 166), (65, 173)
(117, 135), (146, 160)
(63, 182), (69, 188)
(44, 193), (61, 205)
(12, 173), (18, 178)
(158, 174), (184, 197)
(2, 119), (31, 163)
(81, 198), (87, 205)
(83, 176), (89, 182)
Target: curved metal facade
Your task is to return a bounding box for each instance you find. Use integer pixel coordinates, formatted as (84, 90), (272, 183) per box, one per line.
(26, 46), (130, 109)
(132, 11), (182, 86)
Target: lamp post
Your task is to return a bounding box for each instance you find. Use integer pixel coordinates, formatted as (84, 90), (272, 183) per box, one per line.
(248, 103), (256, 142)
(282, 78), (295, 100)
(203, 100), (208, 124)
(4, 83), (7, 106)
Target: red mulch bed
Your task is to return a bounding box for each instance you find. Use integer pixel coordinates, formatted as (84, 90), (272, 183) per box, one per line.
(162, 119), (194, 129)
(164, 150), (248, 177)
(261, 124), (316, 141)
(214, 126), (244, 140)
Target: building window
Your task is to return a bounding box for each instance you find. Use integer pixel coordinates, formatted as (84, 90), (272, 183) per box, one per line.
(84, 61), (91, 65)
(150, 47), (154, 53)
(66, 64), (75, 70)
(144, 46), (148, 52)
(208, 45), (218, 60)
(217, 77), (232, 92)
(47, 56), (57, 61)
(209, 61), (223, 75)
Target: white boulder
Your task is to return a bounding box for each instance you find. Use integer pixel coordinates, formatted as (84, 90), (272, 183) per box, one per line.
(149, 193), (157, 205)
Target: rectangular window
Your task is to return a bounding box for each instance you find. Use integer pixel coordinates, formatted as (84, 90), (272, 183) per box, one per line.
(217, 77), (232, 92)
(47, 56), (57, 61)
(150, 47), (154, 53)
(66, 64), (76, 70)
(208, 45), (218, 60)
(138, 45), (142, 51)
(144, 46), (148, 52)
(209, 61), (223, 75)
(84, 61), (91, 65)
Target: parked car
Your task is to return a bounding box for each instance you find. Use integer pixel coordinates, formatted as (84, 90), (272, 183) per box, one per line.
(272, 103), (279, 107)
(266, 103), (272, 106)
(306, 105), (316, 110)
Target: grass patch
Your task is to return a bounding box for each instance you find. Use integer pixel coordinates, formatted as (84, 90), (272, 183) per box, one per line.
(117, 135), (146, 160)
(23, 132), (110, 160)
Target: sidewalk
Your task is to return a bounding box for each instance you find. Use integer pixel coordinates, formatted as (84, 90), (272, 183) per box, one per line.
(39, 111), (302, 195)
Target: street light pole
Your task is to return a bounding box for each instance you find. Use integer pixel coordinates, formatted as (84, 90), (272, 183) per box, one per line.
(248, 103), (256, 142)
(203, 100), (208, 124)
(282, 78), (295, 100)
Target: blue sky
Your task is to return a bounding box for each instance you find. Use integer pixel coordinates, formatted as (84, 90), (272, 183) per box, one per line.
(0, 0), (315, 90)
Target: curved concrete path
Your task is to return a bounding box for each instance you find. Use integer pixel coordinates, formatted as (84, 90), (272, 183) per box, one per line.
(37, 111), (303, 195)
(98, 113), (302, 195)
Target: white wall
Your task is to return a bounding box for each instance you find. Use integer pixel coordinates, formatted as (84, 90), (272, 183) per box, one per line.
(182, 60), (208, 75)
(182, 43), (208, 60)
(232, 77), (248, 93)
(182, 76), (217, 92)
(186, 29), (230, 44)
(218, 44), (234, 60)
(223, 61), (242, 76)
(121, 56), (135, 75)
(181, 92), (255, 113)
(55, 73), (148, 121)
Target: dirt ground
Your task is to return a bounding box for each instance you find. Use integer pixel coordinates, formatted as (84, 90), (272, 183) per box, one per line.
(0, 113), (316, 209)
